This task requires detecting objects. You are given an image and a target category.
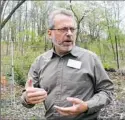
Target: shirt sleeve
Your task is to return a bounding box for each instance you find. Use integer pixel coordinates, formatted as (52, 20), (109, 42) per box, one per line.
(86, 55), (114, 114)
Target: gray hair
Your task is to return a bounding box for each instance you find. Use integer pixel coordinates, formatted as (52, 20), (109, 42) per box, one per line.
(48, 8), (76, 29)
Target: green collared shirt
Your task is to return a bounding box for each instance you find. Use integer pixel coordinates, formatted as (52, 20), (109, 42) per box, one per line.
(21, 46), (114, 120)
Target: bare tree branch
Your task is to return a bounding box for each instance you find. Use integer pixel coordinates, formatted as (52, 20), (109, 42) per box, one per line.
(70, 3), (79, 22)
(1, 0), (9, 21)
(0, 0), (26, 30)
(1, 0), (7, 12)
(0, 0), (7, 17)
(69, 1), (89, 43)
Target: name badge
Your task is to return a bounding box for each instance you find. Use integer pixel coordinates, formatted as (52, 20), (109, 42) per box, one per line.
(67, 59), (82, 69)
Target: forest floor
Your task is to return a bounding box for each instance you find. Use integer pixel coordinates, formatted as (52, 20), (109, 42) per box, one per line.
(1, 72), (125, 120)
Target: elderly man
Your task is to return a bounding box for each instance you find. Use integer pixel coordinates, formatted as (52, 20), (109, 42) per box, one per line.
(21, 8), (114, 120)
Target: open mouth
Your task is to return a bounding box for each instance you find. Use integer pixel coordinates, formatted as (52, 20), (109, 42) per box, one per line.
(64, 39), (72, 42)
(63, 40), (73, 46)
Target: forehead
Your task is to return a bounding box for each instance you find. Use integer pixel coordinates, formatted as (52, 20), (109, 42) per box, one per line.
(54, 14), (76, 27)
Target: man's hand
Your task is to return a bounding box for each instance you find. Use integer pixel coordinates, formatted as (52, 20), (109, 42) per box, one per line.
(54, 97), (88, 116)
(25, 79), (47, 104)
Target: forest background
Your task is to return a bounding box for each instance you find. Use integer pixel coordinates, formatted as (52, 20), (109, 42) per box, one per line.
(1, 1), (125, 86)
(1, 1), (125, 119)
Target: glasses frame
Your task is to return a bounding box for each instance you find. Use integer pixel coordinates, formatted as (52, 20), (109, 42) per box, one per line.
(50, 27), (77, 33)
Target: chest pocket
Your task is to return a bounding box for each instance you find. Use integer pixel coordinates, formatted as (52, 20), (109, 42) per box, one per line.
(63, 66), (95, 90)
(63, 66), (89, 82)
(62, 67), (95, 98)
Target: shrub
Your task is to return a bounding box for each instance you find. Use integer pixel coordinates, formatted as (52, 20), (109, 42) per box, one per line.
(14, 67), (26, 86)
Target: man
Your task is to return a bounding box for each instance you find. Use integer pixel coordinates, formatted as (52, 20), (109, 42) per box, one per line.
(21, 8), (114, 120)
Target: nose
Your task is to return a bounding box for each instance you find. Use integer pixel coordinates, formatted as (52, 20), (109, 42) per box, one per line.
(66, 29), (72, 36)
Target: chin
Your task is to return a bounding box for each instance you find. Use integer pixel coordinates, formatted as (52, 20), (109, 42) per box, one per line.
(62, 45), (73, 52)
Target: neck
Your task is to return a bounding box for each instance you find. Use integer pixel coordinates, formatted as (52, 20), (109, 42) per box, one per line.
(54, 47), (70, 56)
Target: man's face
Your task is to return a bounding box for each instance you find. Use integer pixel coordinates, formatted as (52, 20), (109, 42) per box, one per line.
(48, 14), (77, 55)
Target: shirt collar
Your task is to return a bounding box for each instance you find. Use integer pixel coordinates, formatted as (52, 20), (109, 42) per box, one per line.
(70, 46), (79, 57)
(45, 46), (78, 59)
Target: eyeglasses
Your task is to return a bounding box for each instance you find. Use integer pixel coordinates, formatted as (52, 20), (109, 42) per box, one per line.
(50, 27), (77, 33)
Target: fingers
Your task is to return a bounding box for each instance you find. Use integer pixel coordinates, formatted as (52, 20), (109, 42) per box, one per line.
(27, 89), (47, 97)
(25, 78), (48, 104)
(54, 97), (88, 116)
(27, 94), (47, 104)
(67, 97), (81, 104)
(54, 105), (76, 112)
(54, 105), (70, 116)
(54, 105), (77, 116)
(67, 97), (88, 112)
(26, 88), (47, 104)
(28, 99), (45, 104)
(57, 110), (76, 116)
(29, 94), (47, 101)
(56, 109), (70, 116)
(27, 91), (47, 99)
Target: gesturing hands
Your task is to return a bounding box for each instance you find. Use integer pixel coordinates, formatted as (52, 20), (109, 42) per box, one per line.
(54, 97), (88, 116)
(25, 79), (47, 104)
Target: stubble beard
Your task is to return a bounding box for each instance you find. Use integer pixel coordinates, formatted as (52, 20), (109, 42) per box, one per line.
(52, 37), (74, 54)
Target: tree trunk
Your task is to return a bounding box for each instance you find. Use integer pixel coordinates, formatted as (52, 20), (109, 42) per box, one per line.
(115, 35), (119, 69)
(1, 0), (26, 29)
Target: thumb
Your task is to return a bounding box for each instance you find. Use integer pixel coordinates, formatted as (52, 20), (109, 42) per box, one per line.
(27, 79), (34, 88)
(67, 97), (81, 105)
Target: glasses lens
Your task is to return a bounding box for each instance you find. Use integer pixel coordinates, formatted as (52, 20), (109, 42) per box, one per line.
(51, 27), (77, 33)
(60, 27), (76, 33)
(70, 28), (76, 33)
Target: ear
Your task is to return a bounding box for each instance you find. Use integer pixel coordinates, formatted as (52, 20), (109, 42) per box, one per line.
(48, 29), (52, 39)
